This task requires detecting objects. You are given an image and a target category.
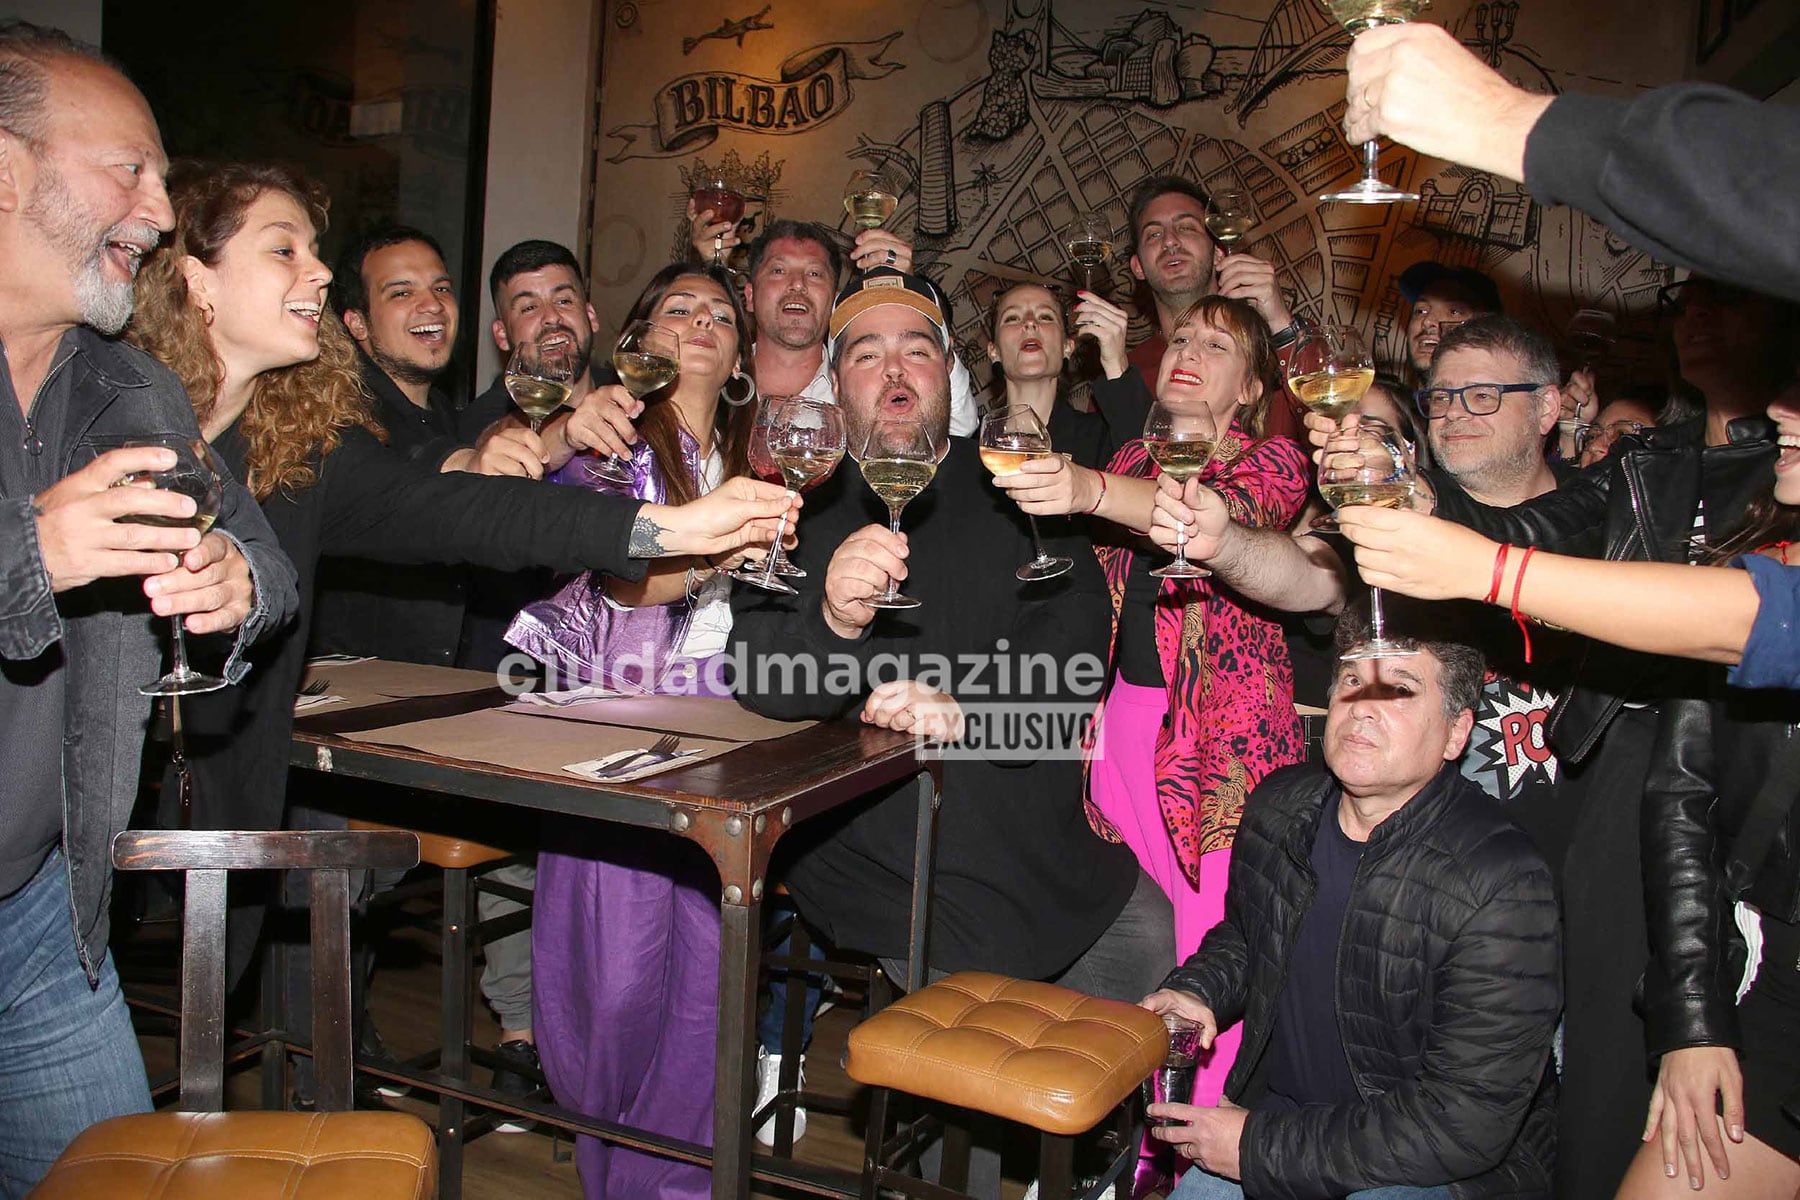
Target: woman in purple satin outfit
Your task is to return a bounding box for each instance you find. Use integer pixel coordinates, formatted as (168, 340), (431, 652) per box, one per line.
(507, 264), (758, 1199)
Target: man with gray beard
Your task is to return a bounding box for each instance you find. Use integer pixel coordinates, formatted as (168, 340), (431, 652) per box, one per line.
(0, 21), (294, 1194)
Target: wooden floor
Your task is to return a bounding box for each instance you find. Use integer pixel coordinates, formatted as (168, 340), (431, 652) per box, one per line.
(120, 900), (1064, 1199)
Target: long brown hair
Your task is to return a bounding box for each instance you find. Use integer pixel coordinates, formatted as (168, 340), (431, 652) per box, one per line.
(129, 160), (376, 500)
(1169, 295), (1281, 438)
(621, 263), (753, 506)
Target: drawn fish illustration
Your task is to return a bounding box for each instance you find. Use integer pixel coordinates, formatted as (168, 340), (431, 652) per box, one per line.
(682, 5), (776, 55)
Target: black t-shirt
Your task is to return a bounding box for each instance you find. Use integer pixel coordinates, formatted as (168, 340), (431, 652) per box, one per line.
(1115, 552), (1166, 688)
(1260, 799), (1365, 1111)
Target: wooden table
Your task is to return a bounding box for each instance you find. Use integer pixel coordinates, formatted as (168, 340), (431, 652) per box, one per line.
(286, 661), (940, 1200)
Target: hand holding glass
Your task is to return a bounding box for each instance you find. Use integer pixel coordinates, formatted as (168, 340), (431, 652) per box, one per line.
(731, 397), (845, 594)
(855, 416), (937, 609)
(590, 321), (678, 485)
(979, 406), (1074, 582)
(1319, 417), (1420, 659)
(1143, 402), (1223, 579)
(691, 170), (746, 268)
(1318, 0), (1428, 204)
(106, 435), (229, 695)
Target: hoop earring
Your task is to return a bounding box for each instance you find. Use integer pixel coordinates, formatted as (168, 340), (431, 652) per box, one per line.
(722, 366), (757, 408)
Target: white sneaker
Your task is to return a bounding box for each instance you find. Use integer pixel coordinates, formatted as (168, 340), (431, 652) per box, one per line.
(753, 1047), (807, 1147)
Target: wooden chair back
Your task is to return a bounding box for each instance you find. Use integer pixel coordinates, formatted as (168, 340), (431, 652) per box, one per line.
(112, 829), (419, 1113)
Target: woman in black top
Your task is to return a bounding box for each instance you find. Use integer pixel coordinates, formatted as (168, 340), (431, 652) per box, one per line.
(125, 161), (794, 835)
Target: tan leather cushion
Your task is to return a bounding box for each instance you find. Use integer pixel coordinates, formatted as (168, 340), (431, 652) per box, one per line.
(347, 819), (508, 870)
(31, 1111), (436, 1200)
(845, 972), (1168, 1135)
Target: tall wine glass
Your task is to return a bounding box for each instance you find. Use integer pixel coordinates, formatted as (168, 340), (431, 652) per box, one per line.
(979, 406), (1074, 582)
(505, 340), (576, 435)
(1317, 0), (1428, 204)
(855, 416), (937, 609)
(1319, 417), (1422, 660)
(1062, 212), (1113, 292)
(103, 435), (229, 695)
(1287, 324), (1376, 429)
(1561, 308), (1618, 436)
(691, 169), (746, 269)
(590, 320), (679, 485)
(1205, 188), (1256, 253)
(843, 168), (899, 231)
(731, 397), (845, 594)
(744, 395), (804, 578)
(1142, 401), (1223, 579)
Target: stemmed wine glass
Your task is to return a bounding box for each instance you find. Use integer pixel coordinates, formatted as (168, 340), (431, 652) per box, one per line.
(1142, 401), (1224, 579)
(691, 168), (746, 269)
(979, 406), (1074, 582)
(843, 167), (899, 231)
(744, 395), (804, 578)
(589, 320), (679, 485)
(731, 397), (845, 595)
(1318, 417), (1422, 660)
(1287, 324), (1376, 429)
(103, 435), (229, 695)
(1205, 189), (1255, 253)
(854, 416), (938, 609)
(1317, 0), (1428, 204)
(504, 340), (576, 436)
(1062, 212), (1113, 292)
(1561, 308), (1618, 435)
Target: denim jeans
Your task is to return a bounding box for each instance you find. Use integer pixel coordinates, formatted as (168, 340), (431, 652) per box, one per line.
(0, 850), (152, 1198)
(1170, 1164), (1454, 1200)
(757, 894), (826, 1054)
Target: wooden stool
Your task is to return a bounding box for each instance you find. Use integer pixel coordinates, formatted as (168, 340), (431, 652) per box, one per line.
(346, 819), (533, 1197)
(846, 972), (1167, 1200)
(32, 829), (434, 1200)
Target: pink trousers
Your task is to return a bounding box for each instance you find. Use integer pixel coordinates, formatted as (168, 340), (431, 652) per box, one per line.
(1090, 680), (1241, 1105)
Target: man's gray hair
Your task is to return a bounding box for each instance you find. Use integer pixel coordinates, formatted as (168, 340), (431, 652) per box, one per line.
(1430, 314), (1561, 389)
(0, 20), (117, 151)
(1331, 597), (1485, 719)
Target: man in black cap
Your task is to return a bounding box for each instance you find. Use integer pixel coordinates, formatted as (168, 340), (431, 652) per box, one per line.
(1397, 261), (1504, 386)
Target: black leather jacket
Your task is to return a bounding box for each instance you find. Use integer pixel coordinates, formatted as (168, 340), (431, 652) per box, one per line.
(1641, 683), (1800, 1056)
(1434, 416), (1775, 762)
(1163, 763), (1560, 1200)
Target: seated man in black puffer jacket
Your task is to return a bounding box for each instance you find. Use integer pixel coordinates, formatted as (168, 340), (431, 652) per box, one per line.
(1145, 602), (1561, 1200)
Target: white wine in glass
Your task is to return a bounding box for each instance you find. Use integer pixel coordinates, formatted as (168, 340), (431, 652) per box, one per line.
(858, 416), (937, 610)
(504, 369), (573, 432)
(980, 406), (1074, 582)
(1317, 0), (1427, 204)
(1287, 325), (1377, 421)
(1205, 189), (1255, 251)
(1143, 402), (1222, 579)
(590, 320), (679, 485)
(1321, 417), (1421, 660)
(844, 169), (899, 231)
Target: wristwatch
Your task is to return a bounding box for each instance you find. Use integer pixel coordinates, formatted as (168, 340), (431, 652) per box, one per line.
(1270, 321), (1301, 350)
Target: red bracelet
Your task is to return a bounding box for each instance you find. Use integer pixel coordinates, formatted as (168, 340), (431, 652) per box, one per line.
(1485, 543), (1511, 607)
(1511, 545), (1537, 665)
(1085, 470), (1109, 515)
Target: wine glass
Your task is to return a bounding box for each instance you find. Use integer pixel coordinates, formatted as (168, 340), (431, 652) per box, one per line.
(691, 169), (746, 269)
(1318, 417), (1422, 660)
(979, 406), (1074, 582)
(1142, 401), (1223, 579)
(1561, 308), (1617, 435)
(1287, 324), (1376, 427)
(731, 397), (846, 594)
(843, 167), (899, 231)
(1205, 188), (1255, 254)
(744, 395), (804, 578)
(101, 435), (229, 695)
(1062, 212), (1113, 292)
(504, 340), (576, 436)
(589, 320), (679, 485)
(855, 416), (938, 609)
(1317, 0), (1428, 204)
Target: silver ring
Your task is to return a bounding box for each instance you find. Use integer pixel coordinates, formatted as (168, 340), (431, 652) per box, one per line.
(886, 248), (896, 265)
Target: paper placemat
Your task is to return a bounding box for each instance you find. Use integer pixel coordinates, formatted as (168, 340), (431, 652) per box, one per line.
(499, 693), (813, 743)
(297, 659), (497, 714)
(340, 708), (742, 783)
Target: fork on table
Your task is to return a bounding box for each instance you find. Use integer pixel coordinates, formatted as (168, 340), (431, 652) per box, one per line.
(597, 733), (683, 779)
(298, 678), (331, 698)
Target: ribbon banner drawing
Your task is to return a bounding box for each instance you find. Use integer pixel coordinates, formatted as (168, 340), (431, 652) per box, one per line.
(606, 33), (904, 161)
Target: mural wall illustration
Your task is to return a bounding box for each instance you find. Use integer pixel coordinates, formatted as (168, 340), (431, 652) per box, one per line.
(589, 0), (1692, 396)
